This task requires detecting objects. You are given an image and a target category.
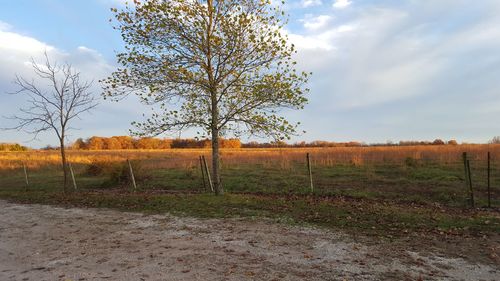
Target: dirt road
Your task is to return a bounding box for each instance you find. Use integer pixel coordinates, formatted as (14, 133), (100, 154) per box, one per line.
(0, 200), (497, 281)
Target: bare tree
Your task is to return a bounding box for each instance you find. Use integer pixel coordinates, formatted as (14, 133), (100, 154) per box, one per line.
(489, 136), (500, 144)
(4, 53), (98, 192)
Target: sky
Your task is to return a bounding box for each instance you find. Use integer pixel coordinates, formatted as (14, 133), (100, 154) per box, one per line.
(1, 0), (500, 147)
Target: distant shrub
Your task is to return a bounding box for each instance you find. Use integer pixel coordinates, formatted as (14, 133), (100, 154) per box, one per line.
(85, 159), (149, 187)
(0, 143), (29, 151)
(171, 138), (209, 148)
(432, 139), (445, 145)
(109, 160), (149, 184)
(85, 159), (117, 176)
(405, 157), (418, 167)
(489, 136), (500, 144)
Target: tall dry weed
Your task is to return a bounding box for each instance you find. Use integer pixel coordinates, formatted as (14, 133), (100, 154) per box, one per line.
(1, 144), (499, 171)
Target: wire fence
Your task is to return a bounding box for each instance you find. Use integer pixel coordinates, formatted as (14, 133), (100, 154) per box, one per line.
(0, 149), (498, 209)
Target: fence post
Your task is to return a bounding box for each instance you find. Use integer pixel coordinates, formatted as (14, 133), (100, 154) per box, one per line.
(487, 152), (491, 208)
(127, 159), (137, 191)
(22, 162), (29, 191)
(307, 153), (314, 193)
(202, 156), (214, 193)
(199, 156), (207, 191)
(466, 159), (474, 208)
(462, 152), (469, 207)
(69, 162), (77, 190)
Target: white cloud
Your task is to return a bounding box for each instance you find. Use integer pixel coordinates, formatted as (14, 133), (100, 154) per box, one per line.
(287, 0), (500, 142)
(332, 0), (352, 9)
(289, 33), (333, 50)
(0, 28), (55, 56)
(301, 15), (332, 30)
(0, 25), (114, 79)
(301, 0), (322, 8)
(0, 21), (12, 31)
(288, 4), (499, 109)
(288, 21), (355, 51)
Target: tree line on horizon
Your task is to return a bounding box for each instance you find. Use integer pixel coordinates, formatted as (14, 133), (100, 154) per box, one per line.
(64, 137), (464, 150)
(2, 137), (500, 152)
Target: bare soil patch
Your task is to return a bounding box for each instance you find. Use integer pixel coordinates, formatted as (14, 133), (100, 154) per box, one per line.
(0, 200), (498, 281)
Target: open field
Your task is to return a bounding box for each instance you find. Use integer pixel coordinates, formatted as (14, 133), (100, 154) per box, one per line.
(2, 144), (500, 168)
(1, 145), (499, 207)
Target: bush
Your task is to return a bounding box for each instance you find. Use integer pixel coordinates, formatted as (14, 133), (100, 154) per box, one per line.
(405, 157), (418, 167)
(109, 160), (149, 184)
(85, 159), (150, 187)
(85, 160), (117, 176)
(0, 143), (29, 151)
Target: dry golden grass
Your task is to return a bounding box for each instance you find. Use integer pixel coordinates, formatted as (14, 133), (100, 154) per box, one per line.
(1, 144), (499, 171)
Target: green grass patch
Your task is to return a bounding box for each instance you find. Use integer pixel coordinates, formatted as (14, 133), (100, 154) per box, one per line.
(0, 187), (498, 237)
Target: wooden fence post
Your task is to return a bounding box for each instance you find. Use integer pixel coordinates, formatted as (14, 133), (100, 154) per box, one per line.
(199, 156), (207, 191)
(69, 162), (77, 190)
(462, 152), (469, 207)
(466, 159), (474, 208)
(202, 156), (214, 193)
(127, 159), (137, 191)
(23, 162), (29, 191)
(307, 153), (314, 193)
(487, 152), (491, 208)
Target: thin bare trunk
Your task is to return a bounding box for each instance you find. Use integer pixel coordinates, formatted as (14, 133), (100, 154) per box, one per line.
(60, 138), (68, 193)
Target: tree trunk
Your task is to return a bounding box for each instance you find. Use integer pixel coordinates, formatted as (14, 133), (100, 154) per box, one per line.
(211, 123), (222, 195)
(60, 138), (68, 193)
